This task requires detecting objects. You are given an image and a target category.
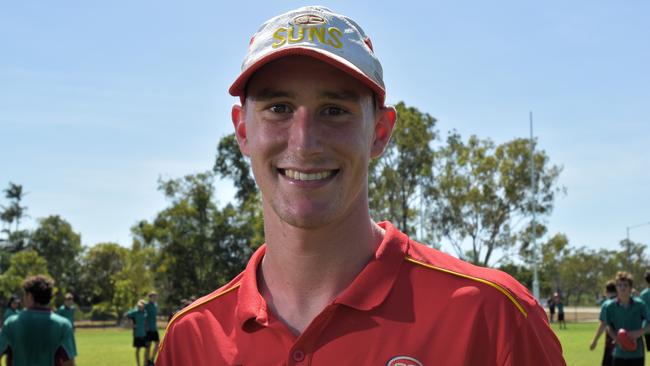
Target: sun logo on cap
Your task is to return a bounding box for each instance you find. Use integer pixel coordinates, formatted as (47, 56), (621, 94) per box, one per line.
(292, 14), (326, 26)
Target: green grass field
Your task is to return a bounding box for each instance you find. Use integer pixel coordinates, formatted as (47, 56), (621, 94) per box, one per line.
(75, 328), (145, 366)
(65, 323), (647, 365)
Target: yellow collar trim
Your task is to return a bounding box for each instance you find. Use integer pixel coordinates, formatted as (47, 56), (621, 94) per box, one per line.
(405, 256), (528, 318)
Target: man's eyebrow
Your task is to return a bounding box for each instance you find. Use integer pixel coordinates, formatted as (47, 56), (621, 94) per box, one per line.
(319, 90), (361, 102)
(248, 89), (295, 101)
(248, 89), (363, 102)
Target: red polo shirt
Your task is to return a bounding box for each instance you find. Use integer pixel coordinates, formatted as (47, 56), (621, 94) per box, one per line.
(157, 221), (565, 365)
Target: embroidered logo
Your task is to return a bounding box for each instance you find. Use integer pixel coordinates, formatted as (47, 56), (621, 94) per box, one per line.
(292, 14), (326, 26)
(387, 356), (424, 366)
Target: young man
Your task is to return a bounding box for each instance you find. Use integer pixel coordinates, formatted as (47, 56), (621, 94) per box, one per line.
(126, 300), (147, 366)
(156, 6), (565, 365)
(3, 295), (21, 324)
(56, 293), (77, 358)
(555, 292), (567, 329)
(144, 291), (159, 366)
(603, 271), (650, 366)
(590, 280), (617, 366)
(639, 269), (650, 351)
(0, 275), (75, 366)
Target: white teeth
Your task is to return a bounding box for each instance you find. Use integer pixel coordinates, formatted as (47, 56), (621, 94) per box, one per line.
(284, 169), (333, 181)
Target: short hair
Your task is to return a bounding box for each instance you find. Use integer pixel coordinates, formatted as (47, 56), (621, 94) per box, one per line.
(64, 293), (74, 300)
(148, 291), (158, 297)
(605, 280), (617, 294)
(137, 299), (146, 307)
(6, 294), (20, 308)
(616, 271), (633, 287)
(22, 275), (54, 305)
(644, 269), (650, 284)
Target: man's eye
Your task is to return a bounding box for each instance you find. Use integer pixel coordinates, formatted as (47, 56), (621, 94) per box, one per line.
(269, 104), (291, 114)
(322, 107), (346, 116)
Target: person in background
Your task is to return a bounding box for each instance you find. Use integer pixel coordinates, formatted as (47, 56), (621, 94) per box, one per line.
(144, 292), (159, 366)
(604, 271), (650, 366)
(555, 292), (566, 329)
(590, 280), (617, 366)
(639, 270), (650, 353)
(0, 275), (75, 366)
(126, 299), (148, 366)
(3, 295), (21, 324)
(56, 293), (77, 358)
(548, 295), (556, 323)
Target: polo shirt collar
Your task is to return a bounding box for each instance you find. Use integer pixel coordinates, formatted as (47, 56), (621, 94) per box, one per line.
(617, 297), (637, 306)
(235, 221), (409, 328)
(334, 221), (408, 310)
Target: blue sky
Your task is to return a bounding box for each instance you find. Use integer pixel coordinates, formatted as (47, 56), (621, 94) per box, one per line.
(1, 1), (649, 254)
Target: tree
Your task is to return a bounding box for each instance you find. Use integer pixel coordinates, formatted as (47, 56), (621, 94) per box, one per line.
(369, 102), (437, 238)
(214, 134), (258, 204)
(112, 242), (154, 324)
(0, 250), (49, 301)
(538, 233), (570, 296)
(431, 133), (563, 266)
(0, 182), (30, 267)
(29, 215), (83, 303)
(0, 182), (27, 233)
(558, 247), (603, 306)
(133, 172), (254, 310)
(77, 242), (128, 306)
(617, 238), (649, 284)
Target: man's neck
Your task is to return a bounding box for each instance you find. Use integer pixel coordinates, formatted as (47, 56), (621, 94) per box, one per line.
(259, 207), (384, 335)
(619, 295), (631, 306)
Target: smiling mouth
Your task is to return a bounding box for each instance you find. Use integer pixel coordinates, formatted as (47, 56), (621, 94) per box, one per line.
(278, 168), (339, 181)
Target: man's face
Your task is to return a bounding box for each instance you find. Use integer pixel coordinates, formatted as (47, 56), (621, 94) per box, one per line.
(616, 280), (631, 297)
(233, 56), (394, 229)
(65, 298), (73, 307)
(150, 294), (158, 302)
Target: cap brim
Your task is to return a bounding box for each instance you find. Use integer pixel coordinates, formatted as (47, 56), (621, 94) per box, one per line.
(229, 46), (386, 107)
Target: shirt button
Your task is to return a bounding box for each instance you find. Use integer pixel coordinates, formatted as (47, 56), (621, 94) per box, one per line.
(292, 349), (305, 362)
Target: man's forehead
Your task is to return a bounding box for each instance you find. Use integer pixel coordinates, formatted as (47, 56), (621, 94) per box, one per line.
(248, 87), (363, 102)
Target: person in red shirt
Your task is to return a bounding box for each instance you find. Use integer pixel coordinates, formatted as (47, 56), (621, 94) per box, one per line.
(156, 5), (565, 366)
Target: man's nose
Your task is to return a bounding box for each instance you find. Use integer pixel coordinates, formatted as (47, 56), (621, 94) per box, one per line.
(287, 108), (324, 156)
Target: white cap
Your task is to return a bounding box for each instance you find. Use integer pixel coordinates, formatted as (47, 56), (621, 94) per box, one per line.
(229, 5), (386, 106)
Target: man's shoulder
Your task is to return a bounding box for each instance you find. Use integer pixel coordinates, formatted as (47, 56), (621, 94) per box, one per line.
(404, 240), (538, 317)
(640, 288), (650, 297)
(167, 272), (245, 327)
(49, 312), (73, 329)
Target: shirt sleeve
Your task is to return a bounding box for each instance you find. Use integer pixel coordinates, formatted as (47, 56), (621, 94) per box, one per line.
(504, 302), (566, 365)
(59, 321), (76, 359)
(599, 301), (607, 322)
(0, 327), (9, 355)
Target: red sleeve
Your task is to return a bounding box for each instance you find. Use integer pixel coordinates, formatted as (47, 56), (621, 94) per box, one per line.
(504, 303), (566, 365)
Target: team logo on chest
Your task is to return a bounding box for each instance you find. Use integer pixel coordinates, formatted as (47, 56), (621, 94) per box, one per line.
(387, 356), (424, 366)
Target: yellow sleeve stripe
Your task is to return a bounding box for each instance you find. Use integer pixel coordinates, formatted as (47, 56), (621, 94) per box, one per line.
(405, 256), (528, 318)
(157, 283), (242, 356)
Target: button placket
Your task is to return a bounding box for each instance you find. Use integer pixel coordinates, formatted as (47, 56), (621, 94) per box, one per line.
(292, 349), (305, 362)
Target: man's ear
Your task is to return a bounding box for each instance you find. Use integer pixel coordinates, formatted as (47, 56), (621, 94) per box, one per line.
(231, 104), (250, 157)
(371, 105), (397, 158)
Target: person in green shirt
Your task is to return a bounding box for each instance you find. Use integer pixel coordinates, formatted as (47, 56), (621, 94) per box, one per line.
(56, 293), (77, 357)
(590, 279), (617, 366)
(604, 271), (650, 366)
(127, 299), (147, 366)
(3, 295), (21, 324)
(639, 269), (650, 352)
(0, 274), (75, 366)
(144, 291), (159, 366)
(554, 292), (567, 329)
